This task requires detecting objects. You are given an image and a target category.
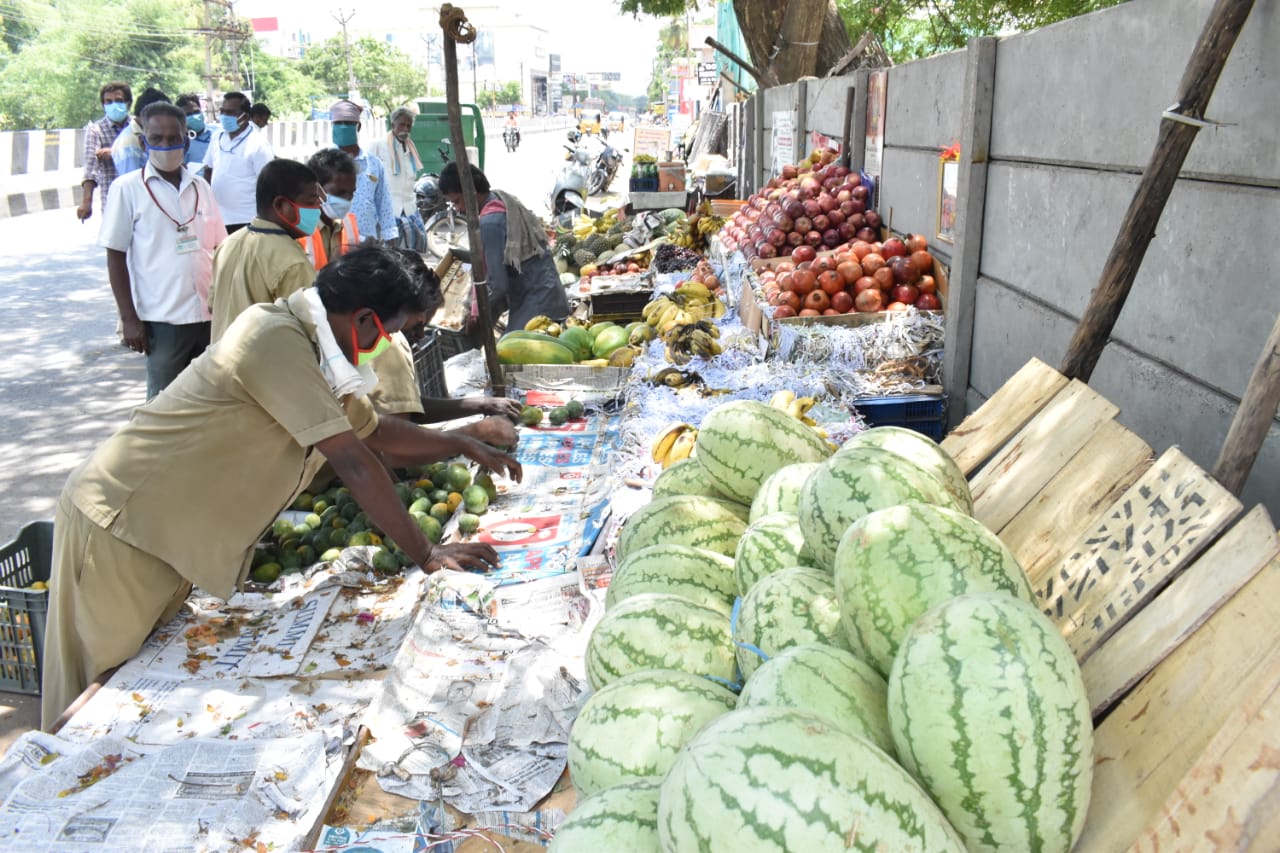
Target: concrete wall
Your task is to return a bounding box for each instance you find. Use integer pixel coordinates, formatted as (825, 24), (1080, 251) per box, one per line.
(738, 0), (1280, 518)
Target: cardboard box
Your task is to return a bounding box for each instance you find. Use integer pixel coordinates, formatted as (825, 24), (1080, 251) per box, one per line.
(429, 250), (473, 330)
(656, 163), (687, 193)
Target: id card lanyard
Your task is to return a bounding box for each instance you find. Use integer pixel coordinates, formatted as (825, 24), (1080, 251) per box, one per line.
(145, 176), (201, 254)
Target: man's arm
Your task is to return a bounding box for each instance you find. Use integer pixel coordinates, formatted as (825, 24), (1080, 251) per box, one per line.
(417, 396), (523, 423)
(105, 249), (147, 353)
(78, 124), (101, 221)
(362, 415), (522, 482)
(374, 162), (398, 245)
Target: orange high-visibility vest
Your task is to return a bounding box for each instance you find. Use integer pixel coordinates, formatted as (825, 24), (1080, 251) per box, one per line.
(299, 214), (360, 270)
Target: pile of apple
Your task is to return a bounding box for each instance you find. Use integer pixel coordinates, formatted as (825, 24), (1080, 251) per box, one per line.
(759, 234), (942, 318)
(719, 148), (880, 261)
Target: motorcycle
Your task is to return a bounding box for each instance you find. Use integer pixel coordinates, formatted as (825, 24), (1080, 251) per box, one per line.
(587, 139), (624, 196)
(502, 125), (520, 152)
(414, 145), (469, 262)
(547, 130), (594, 226)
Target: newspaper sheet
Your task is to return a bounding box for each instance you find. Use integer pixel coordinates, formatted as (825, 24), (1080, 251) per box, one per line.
(357, 571), (590, 812)
(0, 732), (331, 852)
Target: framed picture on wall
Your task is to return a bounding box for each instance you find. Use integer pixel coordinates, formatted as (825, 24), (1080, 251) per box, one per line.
(936, 159), (959, 244)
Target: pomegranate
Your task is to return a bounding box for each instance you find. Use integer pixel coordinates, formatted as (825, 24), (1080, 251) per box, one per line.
(892, 284), (920, 304)
(831, 290), (855, 313)
(818, 270), (844, 295)
(881, 237), (907, 259)
(854, 288), (883, 312)
(774, 304), (797, 318)
(853, 275), (878, 294)
(804, 289), (831, 312)
(836, 261), (864, 286)
(916, 292), (942, 310)
(791, 245), (817, 263)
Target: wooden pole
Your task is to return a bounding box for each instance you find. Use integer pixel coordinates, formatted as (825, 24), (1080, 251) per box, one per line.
(440, 4), (505, 397)
(1059, 0), (1256, 381)
(1213, 309), (1280, 495)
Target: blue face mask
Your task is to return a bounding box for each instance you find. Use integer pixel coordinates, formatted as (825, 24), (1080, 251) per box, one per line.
(104, 102), (129, 123)
(220, 114), (243, 133)
(323, 197), (353, 220)
(294, 204), (323, 235)
(186, 114), (206, 134)
(332, 123), (358, 147)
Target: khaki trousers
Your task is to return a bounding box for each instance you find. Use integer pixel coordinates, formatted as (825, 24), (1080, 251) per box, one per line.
(41, 496), (191, 729)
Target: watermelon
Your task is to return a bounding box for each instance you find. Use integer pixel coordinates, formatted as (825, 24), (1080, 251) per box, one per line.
(694, 400), (831, 505)
(733, 566), (849, 680)
(549, 778), (662, 852)
(738, 643), (894, 757)
(889, 593), (1093, 853)
(833, 502), (1035, 676)
(748, 461), (821, 523)
(658, 707), (966, 852)
(732, 512), (818, 598)
(606, 544), (736, 615)
(650, 457), (723, 501)
(798, 446), (965, 568)
(616, 495), (749, 563)
(838, 426), (973, 514)
(586, 593), (735, 690)
(568, 669), (737, 796)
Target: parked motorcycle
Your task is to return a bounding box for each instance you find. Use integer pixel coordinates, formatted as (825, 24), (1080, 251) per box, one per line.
(548, 130), (594, 225)
(502, 125), (520, 153)
(588, 139), (624, 196)
(414, 146), (469, 262)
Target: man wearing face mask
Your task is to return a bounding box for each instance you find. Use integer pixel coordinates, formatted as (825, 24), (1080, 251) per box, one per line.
(111, 87), (170, 177)
(328, 99), (398, 247)
(369, 106), (425, 251)
(77, 81), (132, 222)
(41, 247), (522, 730)
(300, 148), (360, 270)
(176, 93), (212, 166)
(203, 91), (274, 234)
(99, 103), (227, 399)
(207, 159), (321, 341)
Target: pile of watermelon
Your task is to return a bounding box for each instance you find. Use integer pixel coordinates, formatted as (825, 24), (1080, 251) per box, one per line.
(552, 401), (1094, 853)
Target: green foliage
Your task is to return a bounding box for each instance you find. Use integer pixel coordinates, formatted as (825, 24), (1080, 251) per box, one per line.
(242, 40), (327, 118)
(298, 35), (424, 112)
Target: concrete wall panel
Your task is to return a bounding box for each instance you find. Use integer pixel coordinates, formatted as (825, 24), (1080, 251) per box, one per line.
(885, 49), (967, 150)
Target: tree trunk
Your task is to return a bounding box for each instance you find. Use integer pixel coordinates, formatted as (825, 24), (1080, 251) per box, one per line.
(816, 3), (854, 75)
(734, 0), (853, 85)
(772, 0), (828, 82)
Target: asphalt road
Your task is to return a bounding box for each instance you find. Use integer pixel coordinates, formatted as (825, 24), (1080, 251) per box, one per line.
(0, 127), (628, 544)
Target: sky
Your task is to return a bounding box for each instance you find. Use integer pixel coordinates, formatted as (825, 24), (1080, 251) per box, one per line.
(234, 0), (667, 96)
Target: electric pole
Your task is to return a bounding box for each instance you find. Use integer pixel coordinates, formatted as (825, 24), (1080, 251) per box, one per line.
(201, 0), (216, 112)
(333, 9), (359, 101)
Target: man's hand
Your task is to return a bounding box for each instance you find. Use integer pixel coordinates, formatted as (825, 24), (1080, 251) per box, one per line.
(464, 416), (520, 450)
(463, 396), (523, 421)
(96, 147), (113, 160)
(464, 440), (522, 483)
(425, 542), (501, 573)
(76, 200), (93, 222)
(120, 318), (148, 354)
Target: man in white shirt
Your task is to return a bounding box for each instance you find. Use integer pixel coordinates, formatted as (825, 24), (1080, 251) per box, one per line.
(101, 102), (228, 399)
(370, 106), (426, 252)
(202, 91), (273, 233)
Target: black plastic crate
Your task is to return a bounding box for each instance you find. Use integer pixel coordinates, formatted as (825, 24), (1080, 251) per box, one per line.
(629, 177), (659, 192)
(0, 521), (53, 694)
(430, 324), (481, 361)
(855, 394), (947, 442)
(590, 291), (652, 324)
(412, 329), (448, 400)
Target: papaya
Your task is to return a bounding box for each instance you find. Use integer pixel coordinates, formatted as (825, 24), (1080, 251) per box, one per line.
(591, 325), (632, 359)
(497, 334), (576, 365)
(558, 326), (594, 361)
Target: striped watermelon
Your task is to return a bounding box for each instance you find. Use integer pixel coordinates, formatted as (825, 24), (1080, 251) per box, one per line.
(738, 643), (895, 757)
(838, 426), (973, 514)
(733, 566), (849, 679)
(607, 544), (736, 615)
(889, 593), (1093, 853)
(748, 462), (821, 523)
(616, 495), (749, 563)
(833, 502), (1035, 677)
(694, 401), (831, 505)
(586, 593), (735, 691)
(658, 707), (966, 853)
(732, 512), (818, 598)
(568, 669), (737, 796)
(549, 778), (662, 852)
(798, 446), (965, 568)
(651, 457), (724, 501)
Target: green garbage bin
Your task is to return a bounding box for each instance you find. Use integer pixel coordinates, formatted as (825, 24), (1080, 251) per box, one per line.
(411, 101), (486, 176)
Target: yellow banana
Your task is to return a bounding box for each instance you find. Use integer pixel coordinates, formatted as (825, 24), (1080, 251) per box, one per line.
(679, 282), (711, 302)
(608, 346), (639, 368)
(524, 315), (553, 332)
(663, 431), (697, 468)
(787, 397), (817, 420)
(770, 390), (796, 409)
(578, 357), (609, 367)
(651, 422), (695, 464)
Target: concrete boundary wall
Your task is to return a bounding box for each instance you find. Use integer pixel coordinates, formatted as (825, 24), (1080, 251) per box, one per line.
(734, 0), (1280, 517)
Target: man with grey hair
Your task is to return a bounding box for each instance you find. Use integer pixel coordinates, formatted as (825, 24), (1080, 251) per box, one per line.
(370, 105), (425, 251)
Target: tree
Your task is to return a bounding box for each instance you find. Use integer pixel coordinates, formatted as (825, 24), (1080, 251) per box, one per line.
(299, 35), (425, 112)
(494, 81), (522, 106)
(241, 40), (327, 118)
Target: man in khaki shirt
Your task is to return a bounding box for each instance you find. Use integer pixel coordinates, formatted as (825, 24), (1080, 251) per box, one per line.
(208, 159), (322, 341)
(42, 248), (521, 729)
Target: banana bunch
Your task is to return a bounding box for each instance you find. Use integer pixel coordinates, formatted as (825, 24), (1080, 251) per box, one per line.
(572, 220), (595, 241)
(650, 366), (696, 388)
(524, 315), (562, 336)
(642, 285), (727, 336)
(651, 422), (698, 469)
(664, 321), (723, 365)
(769, 390), (819, 426)
(669, 203), (726, 252)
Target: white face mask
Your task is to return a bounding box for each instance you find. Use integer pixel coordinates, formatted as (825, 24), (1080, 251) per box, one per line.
(147, 144), (186, 172)
(323, 196), (353, 219)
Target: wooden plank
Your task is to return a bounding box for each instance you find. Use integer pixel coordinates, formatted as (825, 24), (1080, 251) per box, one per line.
(940, 357), (1068, 476)
(1073, 554), (1280, 852)
(1127, 644), (1280, 853)
(1083, 504), (1279, 718)
(999, 420), (1153, 581)
(1036, 447), (1243, 663)
(969, 380), (1121, 533)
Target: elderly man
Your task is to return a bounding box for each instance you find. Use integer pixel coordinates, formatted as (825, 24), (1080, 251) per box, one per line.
(100, 102), (227, 398)
(203, 91), (274, 234)
(370, 106), (425, 250)
(77, 81), (132, 221)
(41, 247), (522, 729)
(329, 99), (398, 247)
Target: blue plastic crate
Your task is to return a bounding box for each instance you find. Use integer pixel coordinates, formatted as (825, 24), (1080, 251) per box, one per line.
(855, 394), (946, 442)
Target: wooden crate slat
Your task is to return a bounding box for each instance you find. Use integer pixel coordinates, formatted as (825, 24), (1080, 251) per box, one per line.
(969, 380), (1120, 533)
(1034, 447), (1243, 661)
(941, 357), (1068, 476)
(1073, 555), (1280, 852)
(999, 419), (1153, 579)
(1083, 504), (1279, 718)
(1125, 643), (1280, 853)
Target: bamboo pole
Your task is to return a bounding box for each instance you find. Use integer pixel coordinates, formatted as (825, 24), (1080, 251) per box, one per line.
(1213, 309), (1280, 495)
(1059, 0), (1257, 381)
(439, 4), (505, 397)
